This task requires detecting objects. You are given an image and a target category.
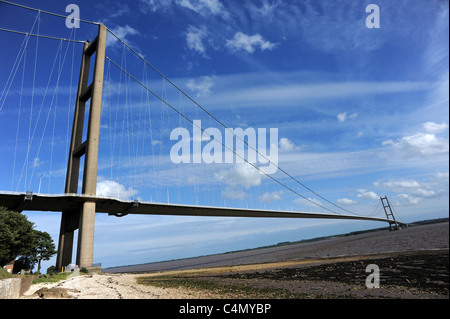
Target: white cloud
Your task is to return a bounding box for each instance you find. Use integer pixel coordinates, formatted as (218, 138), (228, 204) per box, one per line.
(106, 25), (139, 48)
(206, 78), (431, 107)
(259, 190), (283, 203)
(226, 32), (277, 53)
(357, 189), (378, 200)
(215, 163), (262, 189)
(413, 188), (436, 198)
(394, 194), (421, 205)
(32, 157), (44, 168)
(337, 112), (346, 122)
(337, 198), (357, 205)
(221, 186), (247, 200)
(278, 138), (296, 152)
(186, 76), (214, 97)
(292, 0), (411, 53)
(378, 179), (420, 190)
(422, 122), (449, 134)
(337, 112), (358, 122)
(215, 163), (264, 200)
(375, 178), (441, 200)
(185, 25), (208, 56)
(176, 0), (229, 17)
(435, 172), (449, 183)
(97, 179), (138, 200)
(372, 176), (447, 209)
(140, 0), (173, 12)
(247, 0), (278, 20)
(383, 133), (449, 157)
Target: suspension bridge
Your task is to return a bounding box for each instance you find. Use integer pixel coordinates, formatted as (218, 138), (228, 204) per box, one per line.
(0, 1), (403, 270)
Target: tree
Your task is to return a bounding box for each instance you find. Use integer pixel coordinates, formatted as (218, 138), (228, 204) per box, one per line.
(13, 255), (35, 273)
(0, 206), (35, 267)
(30, 230), (57, 275)
(46, 265), (58, 275)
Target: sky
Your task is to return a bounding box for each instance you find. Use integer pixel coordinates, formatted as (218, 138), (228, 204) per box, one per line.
(0, 0), (448, 272)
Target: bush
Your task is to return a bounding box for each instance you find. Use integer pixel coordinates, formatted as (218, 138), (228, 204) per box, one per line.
(46, 265), (58, 275)
(0, 267), (13, 279)
(80, 267), (89, 274)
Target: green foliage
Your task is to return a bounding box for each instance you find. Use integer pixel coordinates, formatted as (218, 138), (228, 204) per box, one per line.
(0, 267), (13, 279)
(46, 265), (58, 275)
(13, 255), (34, 273)
(80, 267), (89, 274)
(0, 206), (35, 267)
(31, 230), (57, 274)
(32, 272), (71, 284)
(0, 206), (57, 274)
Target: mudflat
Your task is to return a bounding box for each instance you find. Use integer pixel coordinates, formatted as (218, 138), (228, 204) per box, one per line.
(22, 222), (449, 299)
(105, 221), (449, 273)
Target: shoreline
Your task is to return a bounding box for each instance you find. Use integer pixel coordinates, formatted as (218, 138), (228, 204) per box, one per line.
(19, 222), (449, 299)
(20, 249), (449, 299)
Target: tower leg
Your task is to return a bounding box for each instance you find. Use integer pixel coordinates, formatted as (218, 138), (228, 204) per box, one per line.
(56, 210), (79, 270)
(76, 201), (96, 267)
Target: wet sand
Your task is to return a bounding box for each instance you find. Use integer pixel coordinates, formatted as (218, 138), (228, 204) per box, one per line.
(104, 222), (449, 273)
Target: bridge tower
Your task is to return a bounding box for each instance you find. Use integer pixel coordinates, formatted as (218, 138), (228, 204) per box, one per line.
(380, 196), (401, 230)
(56, 24), (107, 270)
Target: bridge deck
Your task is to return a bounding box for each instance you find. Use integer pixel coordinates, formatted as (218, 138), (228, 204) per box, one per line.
(0, 192), (391, 223)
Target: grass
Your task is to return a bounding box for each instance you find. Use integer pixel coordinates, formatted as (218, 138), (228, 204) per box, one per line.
(32, 272), (72, 284)
(0, 267), (13, 279)
(2, 267), (83, 285)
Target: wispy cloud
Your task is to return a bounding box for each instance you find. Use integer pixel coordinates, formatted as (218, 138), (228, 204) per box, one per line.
(422, 122), (449, 134)
(176, 0), (229, 18)
(337, 112), (358, 123)
(226, 32), (277, 53)
(139, 0), (174, 12)
(205, 79), (433, 109)
(186, 76), (214, 97)
(107, 25), (140, 48)
(185, 25), (209, 57)
(259, 190), (283, 203)
(337, 198), (358, 205)
(374, 176), (448, 207)
(246, 0), (278, 21)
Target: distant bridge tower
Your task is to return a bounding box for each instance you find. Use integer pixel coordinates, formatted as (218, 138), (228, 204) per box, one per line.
(380, 196), (401, 230)
(56, 24), (107, 270)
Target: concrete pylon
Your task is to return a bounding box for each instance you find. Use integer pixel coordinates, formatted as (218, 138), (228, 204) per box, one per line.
(56, 24), (107, 270)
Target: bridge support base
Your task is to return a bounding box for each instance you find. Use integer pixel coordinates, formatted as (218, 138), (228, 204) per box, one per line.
(56, 210), (79, 270)
(76, 201), (96, 267)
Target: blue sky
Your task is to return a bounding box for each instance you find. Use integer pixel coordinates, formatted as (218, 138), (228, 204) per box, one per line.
(0, 0), (448, 271)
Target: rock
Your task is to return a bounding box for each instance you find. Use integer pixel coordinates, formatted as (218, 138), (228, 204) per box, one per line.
(35, 287), (79, 299)
(0, 278), (21, 299)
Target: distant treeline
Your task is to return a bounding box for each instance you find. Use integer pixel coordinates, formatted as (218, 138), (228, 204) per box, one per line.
(408, 217), (449, 226)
